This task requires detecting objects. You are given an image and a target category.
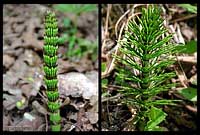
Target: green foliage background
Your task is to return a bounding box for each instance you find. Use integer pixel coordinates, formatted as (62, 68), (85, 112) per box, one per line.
(54, 4), (97, 61)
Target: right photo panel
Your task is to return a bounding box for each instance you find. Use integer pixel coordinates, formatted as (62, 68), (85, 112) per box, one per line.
(101, 4), (197, 131)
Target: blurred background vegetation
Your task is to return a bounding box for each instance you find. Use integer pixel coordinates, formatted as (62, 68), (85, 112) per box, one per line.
(53, 4), (98, 62)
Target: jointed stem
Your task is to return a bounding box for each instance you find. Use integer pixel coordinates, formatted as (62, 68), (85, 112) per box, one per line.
(43, 10), (61, 131)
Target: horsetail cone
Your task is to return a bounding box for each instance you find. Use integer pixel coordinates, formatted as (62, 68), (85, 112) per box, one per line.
(43, 10), (61, 131)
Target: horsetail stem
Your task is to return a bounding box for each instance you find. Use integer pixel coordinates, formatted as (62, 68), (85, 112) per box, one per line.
(115, 5), (180, 130)
(43, 10), (61, 131)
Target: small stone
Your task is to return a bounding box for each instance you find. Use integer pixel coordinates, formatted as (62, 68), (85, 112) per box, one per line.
(58, 72), (97, 100)
(3, 54), (15, 69)
(85, 112), (98, 124)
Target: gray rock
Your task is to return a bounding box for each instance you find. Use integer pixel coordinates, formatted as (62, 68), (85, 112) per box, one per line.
(58, 72), (98, 100)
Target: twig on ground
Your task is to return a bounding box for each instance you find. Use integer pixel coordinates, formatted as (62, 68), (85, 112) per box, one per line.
(174, 65), (188, 88)
(176, 56), (197, 64)
(102, 4), (112, 53)
(185, 105), (197, 113)
(169, 14), (197, 24)
(115, 9), (130, 38)
(102, 94), (122, 103)
(107, 22), (125, 74)
(45, 114), (48, 131)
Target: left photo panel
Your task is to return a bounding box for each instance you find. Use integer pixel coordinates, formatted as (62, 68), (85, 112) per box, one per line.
(3, 4), (99, 131)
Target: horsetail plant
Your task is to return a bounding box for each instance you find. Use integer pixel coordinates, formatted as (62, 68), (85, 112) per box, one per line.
(115, 5), (181, 131)
(43, 10), (61, 131)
